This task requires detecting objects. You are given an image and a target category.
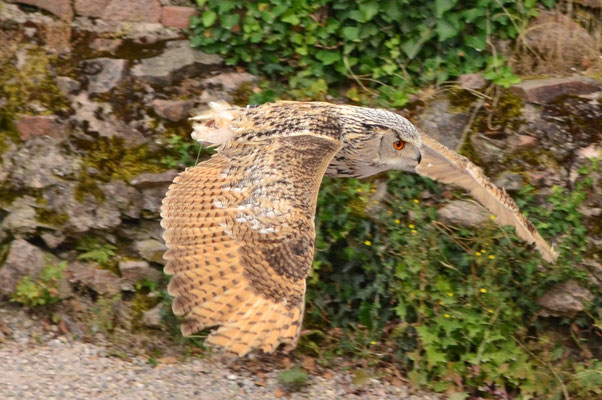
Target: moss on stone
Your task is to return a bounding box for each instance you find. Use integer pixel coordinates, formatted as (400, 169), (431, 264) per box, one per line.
(0, 46), (69, 117)
(73, 136), (168, 203)
(0, 183), (19, 207)
(458, 133), (485, 167)
(130, 292), (161, 329)
(231, 81), (254, 107)
(0, 110), (20, 155)
(74, 171), (105, 203)
(504, 148), (560, 172)
(472, 90), (524, 135)
(34, 208), (69, 227)
(0, 45), (71, 156)
(494, 90), (524, 130)
(447, 88), (480, 113)
(95, 81), (146, 123)
(81, 137), (166, 183)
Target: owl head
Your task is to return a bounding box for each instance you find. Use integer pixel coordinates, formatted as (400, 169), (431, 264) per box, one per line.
(326, 106), (422, 178)
(191, 101), (422, 179)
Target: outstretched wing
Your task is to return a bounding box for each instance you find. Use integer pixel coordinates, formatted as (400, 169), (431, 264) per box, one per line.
(415, 133), (558, 263)
(161, 134), (341, 356)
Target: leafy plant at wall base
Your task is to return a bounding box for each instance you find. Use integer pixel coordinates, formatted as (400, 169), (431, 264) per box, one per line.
(303, 166), (598, 397)
(76, 237), (116, 266)
(11, 260), (67, 307)
(278, 366), (309, 390)
(92, 294), (122, 333)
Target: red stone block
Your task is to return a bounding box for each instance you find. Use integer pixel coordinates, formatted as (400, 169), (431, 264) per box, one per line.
(7, 0), (73, 21)
(74, 0), (111, 18)
(511, 77), (600, 104)
(161, 6), (198, 29)
(15, 115), (65, 140)
(101, 0), (161, 23)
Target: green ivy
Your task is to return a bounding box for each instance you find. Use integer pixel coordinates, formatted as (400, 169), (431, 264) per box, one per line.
(190, 0), (553, 104)
(160, 134), (209, 168)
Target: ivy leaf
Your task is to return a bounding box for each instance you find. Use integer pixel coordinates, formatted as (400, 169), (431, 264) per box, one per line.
(464, 32), (486, 51)
(346, 10), (363, 22)
(401, 39), (420, 59)
(281, 11), (300, 25)
(316, 50), (341, 65)
(221, 14), (240, 29)
(359, 2), (380, 22)
(462, 8), (485, 22)
(359, 23), (378, 40)
(201, 10), (217, 27)
(342, 26), (360, 42)
(217, 1), (237, 14)
(435, 0), (456, 18)
(435, 17), (459, 41)
(383, 0), (402, 20)
(189, 35), (203, 47)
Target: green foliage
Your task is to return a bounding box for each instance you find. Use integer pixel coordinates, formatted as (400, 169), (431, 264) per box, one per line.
(569, 359), (602, 396)
(92, 294), (122, 333)
(190, 1), (553, 104)
(11, 259), (66, 307)
(135, 277), (159, 293)
(160, 134), (210, 168)
(278, 366), (308, 389)
(130, 277), (163, 328)
(76, 236), (117, 268)
(303, 164), (598, 397)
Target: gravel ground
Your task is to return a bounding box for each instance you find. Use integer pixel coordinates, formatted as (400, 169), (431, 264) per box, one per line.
(1, 307), (440, 400)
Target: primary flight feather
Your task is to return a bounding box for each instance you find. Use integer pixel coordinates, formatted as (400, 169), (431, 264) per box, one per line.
(160, 101), (557, 357)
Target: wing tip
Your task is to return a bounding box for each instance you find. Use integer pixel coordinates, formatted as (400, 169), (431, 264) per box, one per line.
(539, 243), (559, 263)
(417, 132), (559, 264)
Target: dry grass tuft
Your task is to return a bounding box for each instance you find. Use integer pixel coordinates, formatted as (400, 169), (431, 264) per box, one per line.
(512, 1), (602, 76)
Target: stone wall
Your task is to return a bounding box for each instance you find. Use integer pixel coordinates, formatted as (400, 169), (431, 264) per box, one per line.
(0, 0), (257, 332)
(0, 0), (600, 334)
(5, 0), (199, 27)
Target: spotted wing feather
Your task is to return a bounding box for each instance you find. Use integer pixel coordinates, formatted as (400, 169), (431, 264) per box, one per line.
(161, 134), (341, 356)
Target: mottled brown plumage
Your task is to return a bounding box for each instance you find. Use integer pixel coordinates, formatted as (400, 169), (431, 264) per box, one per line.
(161, 101), (557, 357)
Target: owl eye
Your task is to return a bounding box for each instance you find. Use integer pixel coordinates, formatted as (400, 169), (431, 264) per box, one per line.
(393, 140), (405, 150)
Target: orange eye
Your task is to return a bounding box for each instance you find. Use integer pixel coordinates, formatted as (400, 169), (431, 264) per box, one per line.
(393, 140), (405, 150)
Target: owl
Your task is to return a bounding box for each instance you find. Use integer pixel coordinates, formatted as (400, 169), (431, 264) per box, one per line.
(160, 101), (557, 357)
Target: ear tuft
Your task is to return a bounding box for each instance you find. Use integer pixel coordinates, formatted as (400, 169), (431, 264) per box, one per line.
(190, 101), (239, 146)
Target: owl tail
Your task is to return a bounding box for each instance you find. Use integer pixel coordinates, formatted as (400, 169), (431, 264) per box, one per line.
(190, 101), (238, 147)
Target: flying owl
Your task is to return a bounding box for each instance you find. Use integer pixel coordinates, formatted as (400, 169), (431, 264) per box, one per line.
(160, 101), (557, 357)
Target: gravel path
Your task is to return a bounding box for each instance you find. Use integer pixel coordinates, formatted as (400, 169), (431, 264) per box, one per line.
(1, 307), (440, 400)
